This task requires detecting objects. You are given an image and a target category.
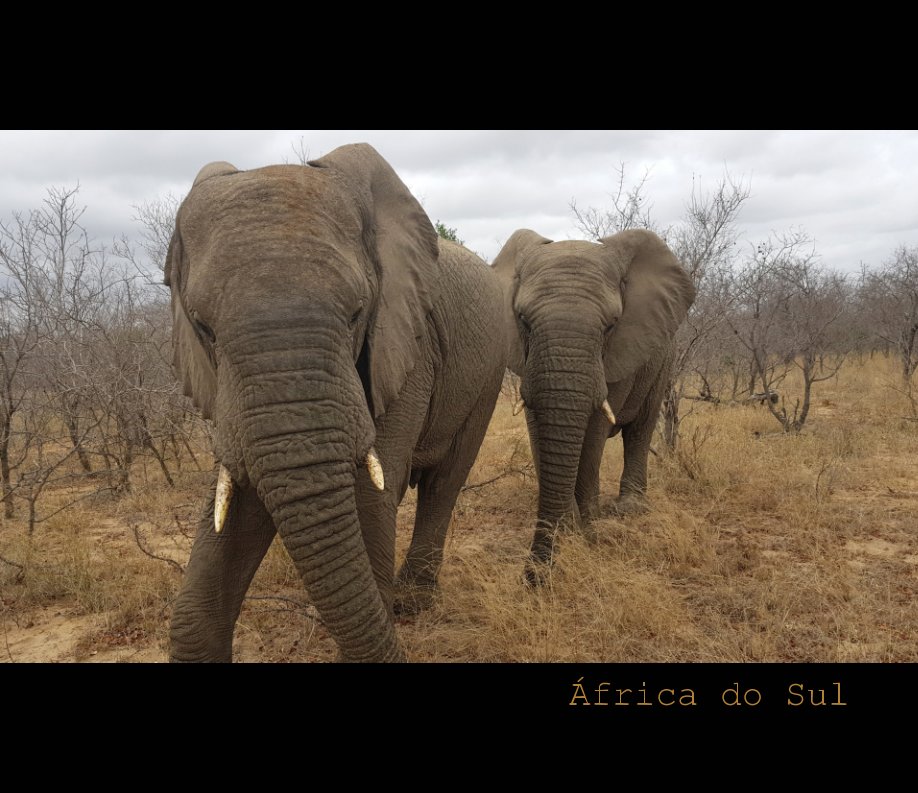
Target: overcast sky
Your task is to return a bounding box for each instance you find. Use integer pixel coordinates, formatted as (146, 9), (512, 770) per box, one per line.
(0, 130), (915, 273)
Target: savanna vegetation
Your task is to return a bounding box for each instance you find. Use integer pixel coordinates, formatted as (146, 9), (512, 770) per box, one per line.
(1, 171), (916, 662)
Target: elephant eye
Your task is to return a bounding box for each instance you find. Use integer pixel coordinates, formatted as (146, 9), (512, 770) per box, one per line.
(517, 312), (531, 333)
(349, 307), (362, 328)
(190, 310), (216, 345)
(604, 319), (618, 337)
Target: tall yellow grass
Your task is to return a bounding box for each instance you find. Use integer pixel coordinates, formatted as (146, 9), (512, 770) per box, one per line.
(2, 354), (916, 662)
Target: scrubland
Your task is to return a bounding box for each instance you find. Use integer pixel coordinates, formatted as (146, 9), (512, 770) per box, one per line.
(2, 355), (916, 663)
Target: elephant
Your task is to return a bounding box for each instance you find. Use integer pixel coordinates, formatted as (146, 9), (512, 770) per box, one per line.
(492, 228), (695, 582)
(165, 143), (506, 662)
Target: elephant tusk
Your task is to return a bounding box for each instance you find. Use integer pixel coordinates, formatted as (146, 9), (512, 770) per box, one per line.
(513, 399), (526, 416)
(602, 400), (617, 426)
(214, 465), (233, 534)
(366, 448), (385, 491)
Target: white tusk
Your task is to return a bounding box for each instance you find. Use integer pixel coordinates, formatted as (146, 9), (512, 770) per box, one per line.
(366, 448), (385, 491)
(512, 399), (526, 416)
(214, 465), (233, 534)
(602, 400), (617, 425)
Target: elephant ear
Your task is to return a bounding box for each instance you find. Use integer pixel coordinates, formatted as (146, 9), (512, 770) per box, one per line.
(164, 229), (217, 419)
(192, 160), (238, 188)
(162, 162), (239, 417)
(164, 162), (239, 288)
(309, 143), (440, 418)
(600, 229), (695, 384)
(491, 229), (553, 374)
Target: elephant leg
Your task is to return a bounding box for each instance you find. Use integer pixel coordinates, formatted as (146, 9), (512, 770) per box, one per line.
(524, 406), (540, 483)
(574, 409), (610, 534)
(395, 386), (499, 615)
(355, 464), (406, 618)
(615, 418), (654, 515)
(170, 483), (276, 662)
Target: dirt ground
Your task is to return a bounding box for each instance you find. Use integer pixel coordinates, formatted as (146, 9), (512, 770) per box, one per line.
(2, 356), (917, 663)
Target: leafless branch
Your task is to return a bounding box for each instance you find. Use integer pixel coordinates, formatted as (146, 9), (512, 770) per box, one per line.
(570, 162), (657, 239)
(462, 433), (534, 491)
(0, 552), (24, 576)
(131, 523), (185, 574)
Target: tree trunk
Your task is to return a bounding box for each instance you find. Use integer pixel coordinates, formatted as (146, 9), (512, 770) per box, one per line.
(662, 379), (680, 452)
(64, 413), (92, 474)
(138, 412), (174, 486)
(0, 417), (12, 519)
(145, 440), (174, 487)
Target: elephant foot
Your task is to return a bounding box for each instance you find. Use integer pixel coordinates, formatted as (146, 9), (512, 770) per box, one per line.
(574, 517), (598, 543)
(523, 551), (557, 588)
(334, 647), (409, 663)
(392, 578), (439, 616)
(524, 523), (562, 587)
(609, 492), (648, 517)
(523, 562), (546, 588)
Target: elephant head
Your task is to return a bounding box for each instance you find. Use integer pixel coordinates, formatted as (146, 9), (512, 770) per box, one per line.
(492, 229), (694, 572)
(165, 143), (439, 661)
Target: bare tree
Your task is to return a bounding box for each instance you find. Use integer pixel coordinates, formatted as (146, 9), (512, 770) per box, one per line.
(0, 294), (38, 518)
(726, 231), (850, 433)
(660, 173), (751, 448)
(289, 137), (311, 166)
(569, 166), (750, 449)
(570, 163), (657, 239)
(118, 196), (212, 474)
(857, 245), (918, 413)
(0, 186), (206, 532)
(114, 194), (180, 287)
(0, 186), (112, 524)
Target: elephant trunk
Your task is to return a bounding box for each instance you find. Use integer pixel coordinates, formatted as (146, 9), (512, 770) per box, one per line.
(234, 342), (404, 662)
(523, 331), (603, 567)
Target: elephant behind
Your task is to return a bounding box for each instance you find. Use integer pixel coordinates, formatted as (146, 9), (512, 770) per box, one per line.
(492, 228), (695, 581)
(165, 143), (506, 662)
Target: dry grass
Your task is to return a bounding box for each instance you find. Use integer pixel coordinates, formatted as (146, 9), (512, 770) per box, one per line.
(2, 354), (917, 662)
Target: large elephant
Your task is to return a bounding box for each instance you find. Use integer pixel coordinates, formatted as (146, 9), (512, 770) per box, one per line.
(492, 229), (695, 581)
(165, 143), (506, 662)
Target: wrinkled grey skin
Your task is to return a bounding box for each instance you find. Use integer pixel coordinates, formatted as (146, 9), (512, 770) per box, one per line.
(493, 229), (695, 582)
(166, 144), (506, 661)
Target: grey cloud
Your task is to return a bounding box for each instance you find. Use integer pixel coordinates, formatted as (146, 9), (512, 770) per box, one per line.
(1, 130), (917, 273)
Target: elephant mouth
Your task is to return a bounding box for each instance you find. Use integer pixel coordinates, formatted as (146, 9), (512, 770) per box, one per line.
(514, 396), (617, 426)
(212, 448), (386, 534)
